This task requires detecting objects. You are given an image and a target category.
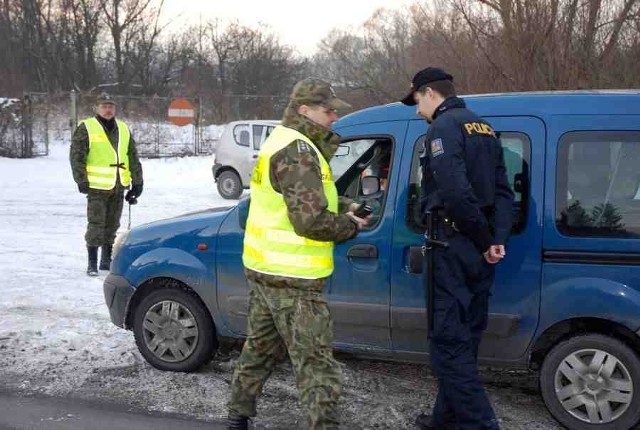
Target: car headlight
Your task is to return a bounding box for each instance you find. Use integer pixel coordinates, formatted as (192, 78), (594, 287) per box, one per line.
(112, 229), (130, 260)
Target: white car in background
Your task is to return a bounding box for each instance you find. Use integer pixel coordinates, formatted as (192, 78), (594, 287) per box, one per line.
(211, 119), (279, 199)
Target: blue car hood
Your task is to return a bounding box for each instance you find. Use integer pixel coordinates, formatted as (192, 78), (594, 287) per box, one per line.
(127, 206), (233, 244)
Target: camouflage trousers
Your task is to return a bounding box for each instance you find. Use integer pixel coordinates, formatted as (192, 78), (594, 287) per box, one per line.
(228, 278), (342, 429)
(85, 189), (124, 247)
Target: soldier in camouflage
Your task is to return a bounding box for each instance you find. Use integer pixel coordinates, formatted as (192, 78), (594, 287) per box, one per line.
(227, 78), (371, 430)
(69, 93), (143, 276)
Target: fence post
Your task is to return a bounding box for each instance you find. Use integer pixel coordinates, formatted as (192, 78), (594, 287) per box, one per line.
(70, 89), (78, 136)
(156, 117), (160, 157)
(21, 94), (33, 158)
(195, 96), (201, 155)
(44, 94), (49, 155)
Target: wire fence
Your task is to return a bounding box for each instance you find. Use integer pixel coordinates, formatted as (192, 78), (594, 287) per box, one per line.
(0, 93), (50, 158)
(1, 91), (290, 159)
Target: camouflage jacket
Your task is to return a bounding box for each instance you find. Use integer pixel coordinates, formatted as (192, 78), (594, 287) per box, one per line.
(69, 115), (143, 191)
(245, 109), (358, 289)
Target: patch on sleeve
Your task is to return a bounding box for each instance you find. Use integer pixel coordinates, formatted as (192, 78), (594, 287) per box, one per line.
(430, 138), (444, 157)
(296, 140), (311, 153)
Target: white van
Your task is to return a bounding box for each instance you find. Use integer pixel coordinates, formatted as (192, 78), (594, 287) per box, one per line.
(211, 120), (280, 199)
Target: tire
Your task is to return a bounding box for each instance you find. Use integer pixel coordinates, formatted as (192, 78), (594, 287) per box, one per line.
(133, 287), (216, 372)
(540, 334), (640, 430)
(217, 170), (242, 199)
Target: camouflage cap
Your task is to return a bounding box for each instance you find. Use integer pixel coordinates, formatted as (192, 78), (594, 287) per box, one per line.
(96, 92), (116, 106)
(289, 77), (351, 111)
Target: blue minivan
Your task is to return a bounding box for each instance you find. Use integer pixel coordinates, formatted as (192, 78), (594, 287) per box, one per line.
(104, 91), (640, 429)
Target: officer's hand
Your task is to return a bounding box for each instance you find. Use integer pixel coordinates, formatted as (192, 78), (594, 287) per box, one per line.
(125, 183), (143, 204)
(78, 182), (89, 194)
(348, 202), (361, 213)
(483, 245), (505, 264)
(125, 190), (137, 205)
(346, 212), (371, 230)
(131, 183), (143, 198)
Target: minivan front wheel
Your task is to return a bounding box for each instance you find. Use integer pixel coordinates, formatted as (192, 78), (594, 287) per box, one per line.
(133, 287), (216, 372)
(217, 170), (242, 199)
(540, 334), (640, 429)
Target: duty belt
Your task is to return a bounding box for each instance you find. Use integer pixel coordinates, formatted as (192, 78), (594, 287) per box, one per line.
(436, 207), (495, 234)
(435, 209), (459, 233)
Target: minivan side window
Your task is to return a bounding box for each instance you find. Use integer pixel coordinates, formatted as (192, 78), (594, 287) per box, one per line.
(330, 138), (393, 229)
(407, 133), (529, 234)
(233, 124), (250, 147)
(556, 131), (640, 238)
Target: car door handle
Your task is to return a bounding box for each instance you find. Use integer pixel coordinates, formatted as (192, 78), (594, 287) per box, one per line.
(252, 154), (258, 159)
(408, 246), (423, 273)
(347, 244), (378, 259)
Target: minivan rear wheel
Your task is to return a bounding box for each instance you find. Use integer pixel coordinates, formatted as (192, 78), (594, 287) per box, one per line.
(217, 170), (242, 199)
(540, 334), (640, 429)
(133, 287), (216, 372)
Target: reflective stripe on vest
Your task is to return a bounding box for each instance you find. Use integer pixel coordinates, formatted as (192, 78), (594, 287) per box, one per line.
(242, 125), (338, 279)
(83, 118), (131, 190)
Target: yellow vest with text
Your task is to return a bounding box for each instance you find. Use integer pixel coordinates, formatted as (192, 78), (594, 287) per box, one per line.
(83, 117), (131, 190)
(242, 125), (338, 279)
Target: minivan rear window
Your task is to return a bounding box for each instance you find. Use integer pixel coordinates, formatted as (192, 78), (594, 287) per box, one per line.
(556, 131), (640, 238)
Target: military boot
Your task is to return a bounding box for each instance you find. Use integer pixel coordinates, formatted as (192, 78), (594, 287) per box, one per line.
(226, 415), (249, 430)
(415, 413), (456, 429)
(99, 245), (112, 271)
(87, 246), (99, 276)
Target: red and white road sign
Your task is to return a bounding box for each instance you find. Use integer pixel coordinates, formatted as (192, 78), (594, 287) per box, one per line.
(168, 98), (195, 126)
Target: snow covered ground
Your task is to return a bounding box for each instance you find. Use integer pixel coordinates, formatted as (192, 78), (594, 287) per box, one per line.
(0, 142), (237, 415)
(0, 142), (561, 429)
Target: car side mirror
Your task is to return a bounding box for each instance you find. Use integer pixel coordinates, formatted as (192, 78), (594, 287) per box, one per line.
(514, 172), (525, 193)
(334, 144), (350, 157)
(361, 175), (380, 196)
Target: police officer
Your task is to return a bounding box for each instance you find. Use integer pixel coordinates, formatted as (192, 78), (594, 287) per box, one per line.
(70, 93), (143, 276)
(400, 67), (514, 430)
(226, 78), (370, 430)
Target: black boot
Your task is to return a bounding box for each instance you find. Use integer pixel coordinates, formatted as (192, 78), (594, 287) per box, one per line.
(415, 413), (456, 430)
(87, 246), (98, 276)
(226, 415), (249, 430)
(99, 245), (112, 271)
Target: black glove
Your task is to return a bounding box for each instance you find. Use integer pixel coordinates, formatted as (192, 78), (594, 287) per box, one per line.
(125, 183), (143, 204)
(78, 182), (89, 194)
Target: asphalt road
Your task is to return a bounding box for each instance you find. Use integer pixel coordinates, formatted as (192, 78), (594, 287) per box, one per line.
(0, 389), (226, 430)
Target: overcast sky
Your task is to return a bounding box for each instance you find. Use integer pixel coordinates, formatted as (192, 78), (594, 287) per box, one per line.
(163, 0), (416, 56)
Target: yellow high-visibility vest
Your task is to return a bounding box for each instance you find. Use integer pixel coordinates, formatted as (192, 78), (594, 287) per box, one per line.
(83, 117), (131, 190)
(243, 125), (338, 279)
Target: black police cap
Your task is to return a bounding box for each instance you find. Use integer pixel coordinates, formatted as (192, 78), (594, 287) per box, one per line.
(400, 67), (453, 106)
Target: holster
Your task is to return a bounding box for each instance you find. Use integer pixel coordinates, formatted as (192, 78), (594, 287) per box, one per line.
(422, 211), (449, 338)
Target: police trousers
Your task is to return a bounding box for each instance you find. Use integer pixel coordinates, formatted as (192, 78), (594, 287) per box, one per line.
(427, 225), (500, 430)
(228, 278), (342, 430)
(85, 188), (124, 247)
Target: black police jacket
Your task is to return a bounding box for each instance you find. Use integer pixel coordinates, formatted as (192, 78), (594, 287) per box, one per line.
(420, 96), (514, 252)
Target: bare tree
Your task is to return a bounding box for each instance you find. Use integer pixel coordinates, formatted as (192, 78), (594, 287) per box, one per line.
(316, 7), (414, 107)
(127, 0), (171, 93)
(68, 0), (102, 90)
(451, 0), (640, 89)
(100, 0), (164, 92)
(0, 0), (23, 95)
